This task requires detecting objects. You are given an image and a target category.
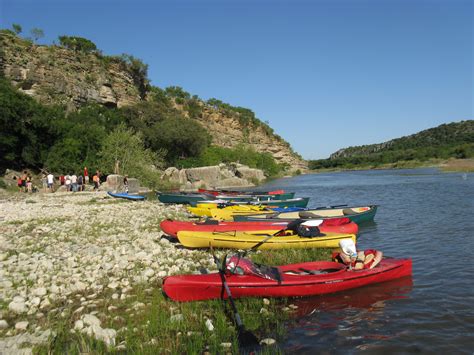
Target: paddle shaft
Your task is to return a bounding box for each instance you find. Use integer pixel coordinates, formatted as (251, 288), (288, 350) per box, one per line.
(248, 228), (287, 252)
(216, 267), (244, 328)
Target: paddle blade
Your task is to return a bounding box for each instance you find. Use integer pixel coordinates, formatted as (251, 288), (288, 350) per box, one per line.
(237, 327), (260, 348)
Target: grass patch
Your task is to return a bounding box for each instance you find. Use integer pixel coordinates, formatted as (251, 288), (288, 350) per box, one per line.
(33, 280), (291, 354)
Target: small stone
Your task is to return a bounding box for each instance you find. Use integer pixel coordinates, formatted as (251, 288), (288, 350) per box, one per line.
(74, 306), (85, 314)
(170, 314), (183, 322)
(0, 319), (9, 329)
(112, 293), (119, 300)
(33, 287), (47, 296)
(74, 320), (84, 330)
(260, 338), (276, 346)
(205, 318), (214, 331)
(221, 342), (232, 348)
(8, 300), (27, 314)
(15, 321), (29, 331)
(263, 298), (270, 305)
(40, 297), (51, 310)
(108, 281), (119, 289)
(288, 304), (298, 309)
(157, 270), (167, 277)
(83, 314), (101, 327)
(143, 268), (155, 277)
(30, 297), (41, 307)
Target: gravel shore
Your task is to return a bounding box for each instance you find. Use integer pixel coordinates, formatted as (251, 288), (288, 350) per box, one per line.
(0, 191), (215, 353)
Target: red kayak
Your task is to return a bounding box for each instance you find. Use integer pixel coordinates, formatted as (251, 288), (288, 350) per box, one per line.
(160, 218), (359, 237)
(162, 257), (412, 302)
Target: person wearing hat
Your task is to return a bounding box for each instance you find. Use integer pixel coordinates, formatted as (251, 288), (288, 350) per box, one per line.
(333, 239), (383, 270)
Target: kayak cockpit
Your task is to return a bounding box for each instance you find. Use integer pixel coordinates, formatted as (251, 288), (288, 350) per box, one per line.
(226, 255), (281, 282)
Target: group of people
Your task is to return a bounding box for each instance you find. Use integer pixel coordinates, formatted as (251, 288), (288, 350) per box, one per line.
(15, 171), (35, 193)
(55, 167), (102, 192)
(15, 167), (103, 193)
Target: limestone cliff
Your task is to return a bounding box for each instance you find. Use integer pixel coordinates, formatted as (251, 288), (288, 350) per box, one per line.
(0, 32), (307, 170)
(0, 32), (142, 110)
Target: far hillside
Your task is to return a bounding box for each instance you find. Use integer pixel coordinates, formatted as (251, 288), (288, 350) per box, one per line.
(309, 120), (474, 170)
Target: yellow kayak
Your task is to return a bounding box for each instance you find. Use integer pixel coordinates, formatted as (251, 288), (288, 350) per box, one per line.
(176, 230), (357, 250)
(188, 204), (266, 218)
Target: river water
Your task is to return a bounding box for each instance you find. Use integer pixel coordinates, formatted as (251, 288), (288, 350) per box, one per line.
(255, 168), (474, 354)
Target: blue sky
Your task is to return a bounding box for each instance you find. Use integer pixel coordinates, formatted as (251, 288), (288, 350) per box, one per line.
(1, 0), (472, 159)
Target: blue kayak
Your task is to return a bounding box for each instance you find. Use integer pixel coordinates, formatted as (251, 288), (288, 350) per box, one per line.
(271, 207), (306, 213)
(107, 192), (146, 201)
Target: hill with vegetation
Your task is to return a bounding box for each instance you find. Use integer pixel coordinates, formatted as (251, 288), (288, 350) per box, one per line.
(309, 120), (474, 170)
(0, 27), (306, 188)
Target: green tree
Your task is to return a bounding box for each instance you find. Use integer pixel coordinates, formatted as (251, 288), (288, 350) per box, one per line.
(30, 28), (44, 42)
(44, 104), (124, 172)
(0, 78), (61, 171)
(12, 24), (22, 35)
(97, 124), (166, 188)
(58, 35), (97, 53)
(151, 117), (211, 164)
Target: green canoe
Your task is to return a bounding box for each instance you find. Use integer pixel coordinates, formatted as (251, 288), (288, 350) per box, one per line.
(233, 205), (378, 225)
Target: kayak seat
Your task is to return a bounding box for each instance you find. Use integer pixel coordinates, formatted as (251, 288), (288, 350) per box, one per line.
(342, 208), (357, 216)
(299, 211), (324, 218)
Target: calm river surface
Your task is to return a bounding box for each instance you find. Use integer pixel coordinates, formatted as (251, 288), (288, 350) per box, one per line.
(255, 168), (474, 354)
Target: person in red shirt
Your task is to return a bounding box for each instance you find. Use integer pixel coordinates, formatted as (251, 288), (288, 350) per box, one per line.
(84, 167), (89, 185)
(333, 239), (383, 270)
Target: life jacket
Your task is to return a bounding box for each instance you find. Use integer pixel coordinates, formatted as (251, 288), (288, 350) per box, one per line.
(332, 249), (378, 269)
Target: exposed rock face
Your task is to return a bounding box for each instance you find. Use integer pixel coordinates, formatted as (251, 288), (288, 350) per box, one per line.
(0, 32), (141, 110)
(194, 106), (307, 171)
(161, 163), (266, 190)
(0, 32), (307, 170)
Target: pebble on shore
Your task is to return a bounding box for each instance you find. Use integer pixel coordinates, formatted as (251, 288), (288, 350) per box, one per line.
(0, 191), (213, 353)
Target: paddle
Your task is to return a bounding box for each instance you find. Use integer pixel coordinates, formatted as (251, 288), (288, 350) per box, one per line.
(210, 246), (260, 348)
(246, 219), (304, 252)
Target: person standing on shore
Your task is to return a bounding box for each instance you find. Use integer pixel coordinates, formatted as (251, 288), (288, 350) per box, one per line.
(93, 173), (100, 191)
(16, 175), (23, 192)
(41, 173), (47, 191)
(21, 171), (27, 192)
(77, 174), (84, 191)
(71, 173), (78, 192)
(84, 167), (89, 185)
(123, 175), (129, 193)
(65, 174), (71, 192)
(26, 174), (32, 193)
(47, 172), (54, 192)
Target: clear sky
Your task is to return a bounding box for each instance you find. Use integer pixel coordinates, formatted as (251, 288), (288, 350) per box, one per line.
(1, 0), (472, 159)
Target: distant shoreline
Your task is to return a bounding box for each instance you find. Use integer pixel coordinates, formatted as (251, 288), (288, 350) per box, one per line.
(306, 158), (474, 173)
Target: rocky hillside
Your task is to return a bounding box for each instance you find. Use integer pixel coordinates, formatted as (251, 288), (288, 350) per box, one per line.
(0, 32), (306, 170)
(330, 120), (474, 159)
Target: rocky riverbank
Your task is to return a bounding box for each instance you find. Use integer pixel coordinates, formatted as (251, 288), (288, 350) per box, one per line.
(0, 190), (217, 353)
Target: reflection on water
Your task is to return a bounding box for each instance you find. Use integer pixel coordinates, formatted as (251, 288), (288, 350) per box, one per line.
(284, 278), (413, 353)
(291, 277), (413, 317)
